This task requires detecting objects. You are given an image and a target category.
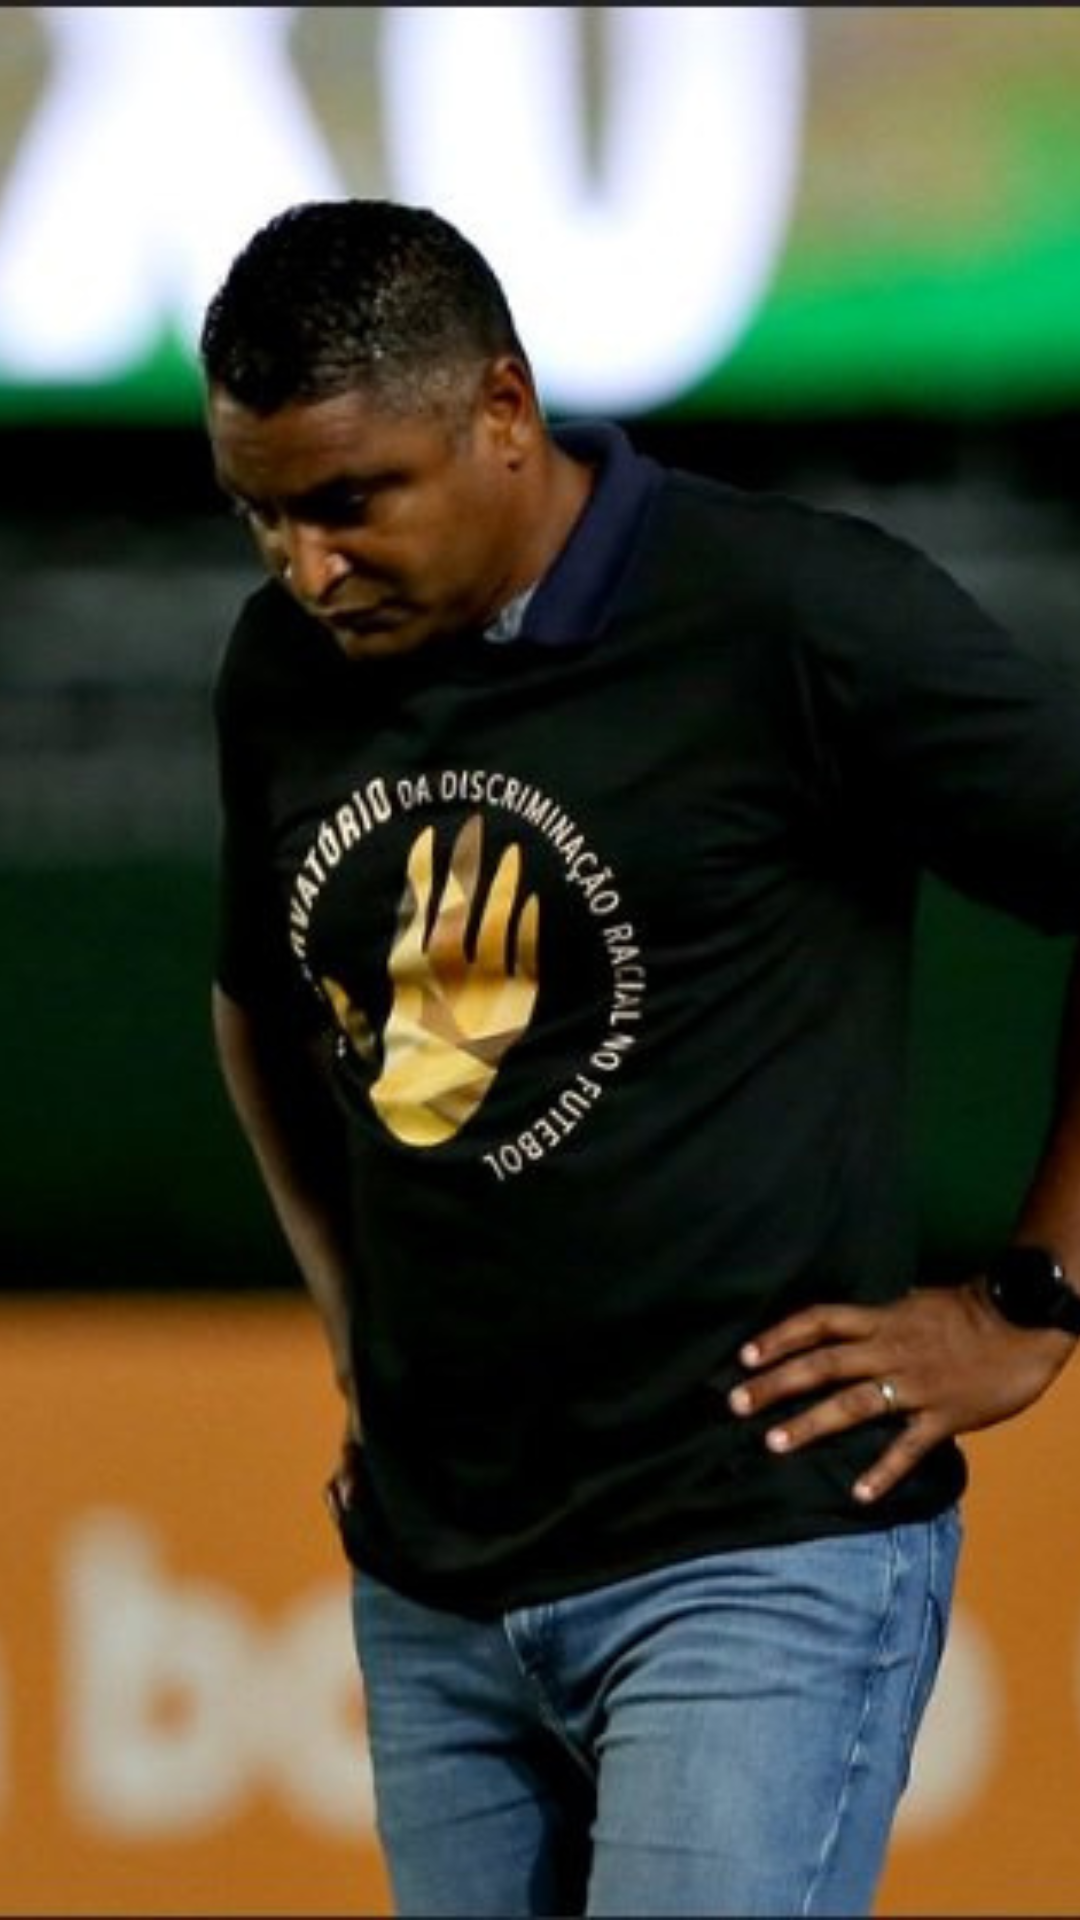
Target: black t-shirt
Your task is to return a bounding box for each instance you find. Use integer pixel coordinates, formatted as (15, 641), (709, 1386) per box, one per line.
(212, 427), (1080, 1614)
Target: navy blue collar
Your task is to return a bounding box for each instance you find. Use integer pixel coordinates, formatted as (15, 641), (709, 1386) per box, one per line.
(515, 421), (662, 647)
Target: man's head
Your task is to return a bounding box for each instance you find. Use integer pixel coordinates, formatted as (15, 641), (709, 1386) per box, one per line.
(201, 199), (580, 662)
(200, 198), (528, 423)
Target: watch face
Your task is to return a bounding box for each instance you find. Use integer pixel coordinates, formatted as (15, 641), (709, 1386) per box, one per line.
(988, 1246), (1080, 1331)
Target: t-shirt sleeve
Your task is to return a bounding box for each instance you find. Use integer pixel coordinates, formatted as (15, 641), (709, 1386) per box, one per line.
(794, 506), (1080, 933)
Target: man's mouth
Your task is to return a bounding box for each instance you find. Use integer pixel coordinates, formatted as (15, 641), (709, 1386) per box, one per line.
(325, 604), (404, 635)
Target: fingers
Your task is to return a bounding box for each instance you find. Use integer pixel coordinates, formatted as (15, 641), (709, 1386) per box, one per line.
(426, 820), (473, 971)
(850, 1420), (933, 1505)
(324, 1432), (364, 1528)
(731, 1365), (933, 1502)
(323, 1461), (352, 1526)
(727, 1298), (934, 1504)
(402, 824), (436, 931)
(731, 1373), (904, 1444)
(725, 1283), (1071, 1506)
(445, 813), (483, 931)
(513, 891), (540, 980)
(321, 972), (378, 1062)
(728, 1307), (884, 1430)
(739, 1303), (874, 1371)
(474, 841), (521, 973)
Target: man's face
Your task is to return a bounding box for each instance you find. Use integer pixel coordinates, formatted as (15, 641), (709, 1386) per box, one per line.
(207, 365), (536, 661)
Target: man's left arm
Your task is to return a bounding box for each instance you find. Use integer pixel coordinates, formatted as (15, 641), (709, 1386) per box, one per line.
(730, 943), (1080, 1503)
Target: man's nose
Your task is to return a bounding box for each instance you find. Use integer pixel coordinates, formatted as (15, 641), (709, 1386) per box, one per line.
(282, 523), (352, 604)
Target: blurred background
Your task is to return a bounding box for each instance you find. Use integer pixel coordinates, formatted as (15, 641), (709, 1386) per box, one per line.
(3, 7), (1080, 1914)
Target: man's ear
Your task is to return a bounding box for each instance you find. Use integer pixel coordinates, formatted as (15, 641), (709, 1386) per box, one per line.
(478, 355), (540, 469)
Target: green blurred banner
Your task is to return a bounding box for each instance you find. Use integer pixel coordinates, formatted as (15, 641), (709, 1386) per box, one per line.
(3, 8), (1080, 421)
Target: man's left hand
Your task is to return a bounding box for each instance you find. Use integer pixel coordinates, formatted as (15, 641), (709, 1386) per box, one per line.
(728, 1283), (1075, 1503)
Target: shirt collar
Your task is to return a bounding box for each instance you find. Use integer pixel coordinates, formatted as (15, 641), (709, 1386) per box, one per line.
(490, 421), (661, 649)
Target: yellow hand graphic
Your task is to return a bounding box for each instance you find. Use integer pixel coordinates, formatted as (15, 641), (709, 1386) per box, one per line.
(323, 814), (540, 1146)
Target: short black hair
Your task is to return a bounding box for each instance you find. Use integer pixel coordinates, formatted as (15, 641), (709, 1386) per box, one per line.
(199, 198), (530, 417)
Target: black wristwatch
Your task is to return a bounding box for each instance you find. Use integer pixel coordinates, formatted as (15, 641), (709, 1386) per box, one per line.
(982, 1244), (1080, 1336)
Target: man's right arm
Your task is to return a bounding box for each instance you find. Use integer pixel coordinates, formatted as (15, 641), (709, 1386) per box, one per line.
(211, 982), (360, 1439)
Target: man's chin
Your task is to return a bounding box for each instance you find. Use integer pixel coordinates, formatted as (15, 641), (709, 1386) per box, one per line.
(324, 618), (435, 662)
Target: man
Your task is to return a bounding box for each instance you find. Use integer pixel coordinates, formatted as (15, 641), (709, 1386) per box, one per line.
(199, 198), (1080, 1918)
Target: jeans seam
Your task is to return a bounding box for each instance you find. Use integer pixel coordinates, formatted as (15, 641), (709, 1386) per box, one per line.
(502, 1605), (598, 1787)
(898, 1510), (956, 1773)
(800, 1525), (904, 1916)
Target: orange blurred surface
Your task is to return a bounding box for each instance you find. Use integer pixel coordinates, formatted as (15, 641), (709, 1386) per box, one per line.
(0, 1295), (1077, 1916)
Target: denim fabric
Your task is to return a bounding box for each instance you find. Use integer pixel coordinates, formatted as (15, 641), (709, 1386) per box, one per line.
(352, 1511), (961, 1918)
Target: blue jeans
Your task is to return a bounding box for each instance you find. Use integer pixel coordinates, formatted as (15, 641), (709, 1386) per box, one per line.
(352, 1512), (961, 1918)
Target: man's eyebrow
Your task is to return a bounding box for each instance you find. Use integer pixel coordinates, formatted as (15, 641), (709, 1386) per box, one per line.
(218, 471), (393, 517)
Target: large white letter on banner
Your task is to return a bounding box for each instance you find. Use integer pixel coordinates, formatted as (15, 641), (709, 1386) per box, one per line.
(0, 7), (342, 378)
(379, 7), (804, 414)
(62, 1512), (372, 1836)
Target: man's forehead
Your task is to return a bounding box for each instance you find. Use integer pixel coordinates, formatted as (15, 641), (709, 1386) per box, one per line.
(207, 387), (441, 498)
